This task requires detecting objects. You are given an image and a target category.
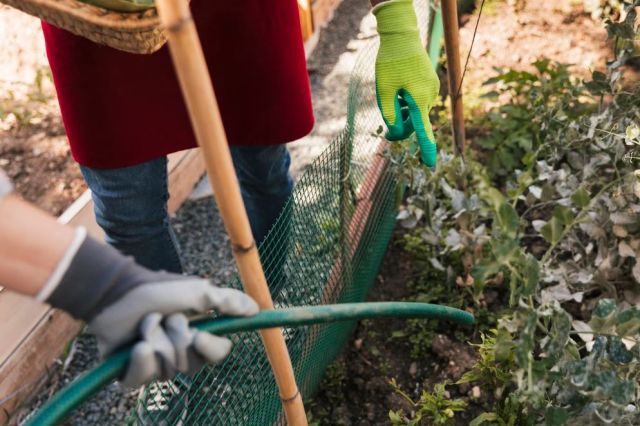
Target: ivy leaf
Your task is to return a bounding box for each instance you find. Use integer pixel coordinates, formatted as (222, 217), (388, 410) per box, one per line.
(541, 217), (564, 244)
(457, 369), (482, 385)
(591, 299), (617, 332)
(615, 307), (640, 337)
(493, 328), (514, 363)
(472, 262), (502, 287)
(611, 380), (635, 406)
(552, 205), (574, 225)
(568, 359), (589, 388)
(571, 187), (590, 208)
(388, 410), (404, 424)
(470, 412), (503, 426)
(522, 254), (540, 297)
(589, 370), (616, 395)
(546, 310), (572, 362)
(497, 202), (520, 237)
(607, 336), (634, 365)
(584, 70), (610, 95)
(593, 299), (616, 319)
(480, 90), (499, 99)
(545, 406), (570, 426)
(484, 188), (506, 211)
(515, 314), (537, 367)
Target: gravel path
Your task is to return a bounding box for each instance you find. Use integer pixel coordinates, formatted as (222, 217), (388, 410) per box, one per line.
(288, 0), (375, 178)
(19, 2), (379, 424)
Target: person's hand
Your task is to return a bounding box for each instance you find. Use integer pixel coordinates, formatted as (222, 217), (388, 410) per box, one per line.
(373, 0), (440, 168)
(41, 232), (258, 387)
(87, 278), (258, 387)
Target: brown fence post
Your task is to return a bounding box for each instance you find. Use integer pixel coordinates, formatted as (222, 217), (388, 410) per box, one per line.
(442, 0), (466, 156)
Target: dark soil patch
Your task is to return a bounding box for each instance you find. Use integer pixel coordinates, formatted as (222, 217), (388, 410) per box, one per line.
(308, 233), (486, 425)
(0, 123), (85, 217)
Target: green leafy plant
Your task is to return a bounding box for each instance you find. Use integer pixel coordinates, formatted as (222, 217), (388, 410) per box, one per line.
(475, 60), (591, 178)
(384, 1), (640, 424)
(388, 379), (467, 425)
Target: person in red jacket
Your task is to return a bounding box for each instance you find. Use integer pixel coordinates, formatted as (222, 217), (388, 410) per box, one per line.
(42, 1), (313, 273)
(42, 0), (439, 274)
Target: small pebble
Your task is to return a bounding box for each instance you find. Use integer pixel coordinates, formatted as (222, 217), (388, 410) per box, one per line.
(409, 362), (418, 377)
(471, 386), (481, 399)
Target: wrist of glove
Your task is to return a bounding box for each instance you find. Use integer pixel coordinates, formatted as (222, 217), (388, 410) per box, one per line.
(40, 230), (259, 387)
(373, 0), (440, 168)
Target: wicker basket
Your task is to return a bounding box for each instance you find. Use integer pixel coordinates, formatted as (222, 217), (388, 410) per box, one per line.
(1, 0), (166, 54)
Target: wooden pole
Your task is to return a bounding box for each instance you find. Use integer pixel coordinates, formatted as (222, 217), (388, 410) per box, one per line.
(441, 0), (466, 156)
(154, 1), (307, 424)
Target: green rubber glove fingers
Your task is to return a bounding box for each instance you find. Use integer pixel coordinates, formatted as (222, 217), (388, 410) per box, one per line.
(373, 0), (440, 168)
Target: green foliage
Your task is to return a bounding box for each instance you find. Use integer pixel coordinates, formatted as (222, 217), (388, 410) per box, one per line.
(468, 394), (522, 426)
(475, 60), (591, 178)
(457, 331), (515, 395)
(386, 3), (640, 424)
(405, 318), (437, 359)
(388, 379), (467, 425)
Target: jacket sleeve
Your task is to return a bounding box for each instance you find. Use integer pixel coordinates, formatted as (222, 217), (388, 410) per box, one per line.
(0, 169), (13, 200)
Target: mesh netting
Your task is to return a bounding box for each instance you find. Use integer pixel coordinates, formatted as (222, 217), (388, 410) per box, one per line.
(132, 2), (432, 423)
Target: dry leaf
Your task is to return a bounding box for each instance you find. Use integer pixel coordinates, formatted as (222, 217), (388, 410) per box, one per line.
(619, 241), (636, 258)
(613, 225), (628, 238)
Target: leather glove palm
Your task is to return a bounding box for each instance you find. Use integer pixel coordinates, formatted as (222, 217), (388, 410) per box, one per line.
(374, 0), (440, 168)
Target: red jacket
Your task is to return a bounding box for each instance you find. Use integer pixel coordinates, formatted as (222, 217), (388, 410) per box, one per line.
(42, 0), (314, 169)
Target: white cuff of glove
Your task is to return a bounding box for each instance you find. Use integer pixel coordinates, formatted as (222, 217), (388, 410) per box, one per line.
(36, 227), (88, 302)
(0, 169), (13, 201)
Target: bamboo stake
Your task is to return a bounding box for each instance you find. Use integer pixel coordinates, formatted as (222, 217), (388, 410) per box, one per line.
(154, 1), (307, 424)
(441, 0), (466, 156)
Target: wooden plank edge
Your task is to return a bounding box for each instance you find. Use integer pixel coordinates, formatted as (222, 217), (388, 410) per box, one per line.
(0, 148), (205, 425)
(0, 310), (80, 426)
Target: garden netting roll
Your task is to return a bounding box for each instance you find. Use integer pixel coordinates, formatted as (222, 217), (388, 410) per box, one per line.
(133, 1), (435, 424)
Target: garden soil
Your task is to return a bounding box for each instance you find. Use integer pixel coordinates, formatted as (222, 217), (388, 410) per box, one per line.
(2, 0), (613, 424)
(308, 1), (613, 425)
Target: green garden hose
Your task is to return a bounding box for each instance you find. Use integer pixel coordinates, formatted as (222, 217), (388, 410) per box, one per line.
(26, 302), (473, 426)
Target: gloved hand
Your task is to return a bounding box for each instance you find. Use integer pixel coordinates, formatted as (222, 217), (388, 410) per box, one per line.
(373, 0), (440, 168)
(38, 230), (258, 387)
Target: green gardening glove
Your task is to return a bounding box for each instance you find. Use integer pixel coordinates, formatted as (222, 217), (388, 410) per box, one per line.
(373, 0), (440, 168)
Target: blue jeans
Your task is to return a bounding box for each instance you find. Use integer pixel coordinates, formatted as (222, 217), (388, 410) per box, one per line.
(81, 145), (293, 273)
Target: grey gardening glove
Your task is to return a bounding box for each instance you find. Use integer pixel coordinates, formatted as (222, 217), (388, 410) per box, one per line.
(37, 230), (259, 387)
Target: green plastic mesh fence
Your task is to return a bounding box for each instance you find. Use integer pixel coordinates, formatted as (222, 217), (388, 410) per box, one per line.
(133, 1), (433, 424)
